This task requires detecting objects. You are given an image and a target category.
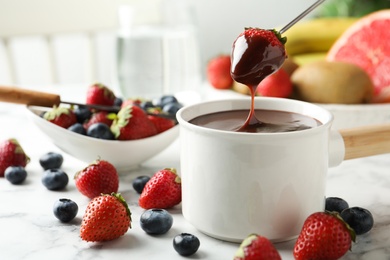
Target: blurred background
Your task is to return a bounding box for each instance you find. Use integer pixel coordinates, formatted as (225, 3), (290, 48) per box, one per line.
(0, 0), (388, 91)
(0, 0), (313, 88)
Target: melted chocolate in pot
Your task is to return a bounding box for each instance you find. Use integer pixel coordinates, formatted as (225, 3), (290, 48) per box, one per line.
(190, 109), (321, 133)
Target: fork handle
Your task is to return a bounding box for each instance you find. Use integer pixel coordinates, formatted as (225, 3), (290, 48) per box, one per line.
(0, 86), (61, 107)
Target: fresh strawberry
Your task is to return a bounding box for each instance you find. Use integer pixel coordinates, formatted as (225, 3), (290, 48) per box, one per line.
(0, 138), (30, 177)
(43, 106), (77, 128)
(147, 114), (175, 133)
(80, 193), (132, 242)
(234, 234), (281, 260)
(293, 211), (355, 260)
(86, 82), (116, 106)
(256, 68), (292, 98)
(74, 159), (119, 199)
(83, 111), (115, 130)
(207, 54), (233, 89)
(139, 168), (181, 209)
(121, 98), (143, 108)
(110, 105), (157, 140)
(231, 28), (287, 87)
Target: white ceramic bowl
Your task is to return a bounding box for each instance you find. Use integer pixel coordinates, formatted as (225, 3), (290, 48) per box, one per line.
(177, 98), (337, 242)
(319, 103), (390, 129)
(27, 106), (179, 173)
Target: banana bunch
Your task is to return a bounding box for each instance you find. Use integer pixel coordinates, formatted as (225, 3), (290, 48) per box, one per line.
(280, 17), (358, 65)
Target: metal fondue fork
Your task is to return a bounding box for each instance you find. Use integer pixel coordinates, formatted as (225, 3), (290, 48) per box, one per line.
(279, 0), (327, 34)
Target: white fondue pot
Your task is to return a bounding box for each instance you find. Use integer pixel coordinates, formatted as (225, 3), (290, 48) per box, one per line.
(176, 97), (390, 243)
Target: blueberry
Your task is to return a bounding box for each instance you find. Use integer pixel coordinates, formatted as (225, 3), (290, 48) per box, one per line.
(325, 197), (349, 213)
(39, 152), (64, 170)
(132, 175), (150, 194)
(42, 169), (69, 190)
(140, 209), (173, 235)
(162, 102), (183, 115)
(53, 198), (78, 222)
(139, 101), (155, 111)
(173, 233), (200, 256)
(114, 97), (123, 107)
(4, 166), (27, 184)
(68, 123), (87, 135)
(153, 95), (178, 107)
(87, 123), (115, 140)
(341, 207), (374, 235)
(74, 106), (92, 123)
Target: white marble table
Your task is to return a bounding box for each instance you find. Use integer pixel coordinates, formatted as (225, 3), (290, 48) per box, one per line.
(0, 85), (390, 260)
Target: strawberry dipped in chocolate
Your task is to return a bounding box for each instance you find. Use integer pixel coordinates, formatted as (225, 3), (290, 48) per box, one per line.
(230, 28), (287, 132)
(231, 28), (287, 91)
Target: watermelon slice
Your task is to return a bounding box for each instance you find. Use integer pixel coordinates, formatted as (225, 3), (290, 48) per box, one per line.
(327, 10), (390, 101)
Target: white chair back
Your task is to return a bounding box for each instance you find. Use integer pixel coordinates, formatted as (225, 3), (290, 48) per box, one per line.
(0, 0), (129, 86)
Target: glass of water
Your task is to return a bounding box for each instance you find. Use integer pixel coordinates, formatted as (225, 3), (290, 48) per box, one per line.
(115, 0), (201, 99)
